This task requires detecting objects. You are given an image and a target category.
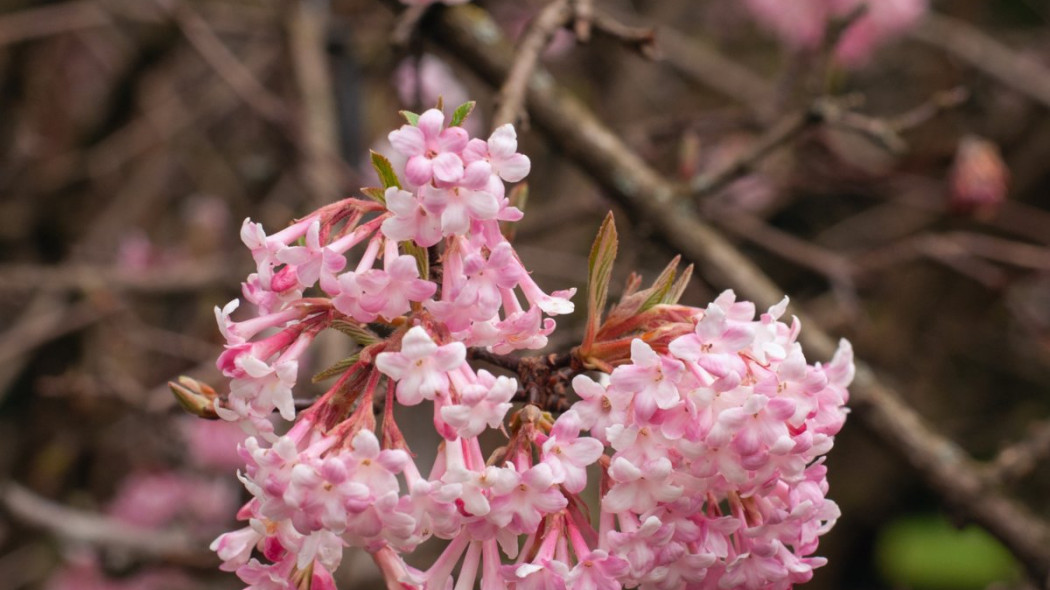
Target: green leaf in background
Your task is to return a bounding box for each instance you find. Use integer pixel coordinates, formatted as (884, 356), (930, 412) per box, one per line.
(876, 514), (1019, 590)
(399, 110), (420, 126)
(450, 101), (476, 127)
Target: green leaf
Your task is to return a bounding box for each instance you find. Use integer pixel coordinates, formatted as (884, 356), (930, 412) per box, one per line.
(401, 240), (429, 281)
(331, 320), (380, 346)
(370, 151), (402, 190)
(399, 110), (420, 126)
(312, 353), (361, 383)
(583, 212), (618, 349)
(638, 256), (680, 313)
(450, 101), (477, 127)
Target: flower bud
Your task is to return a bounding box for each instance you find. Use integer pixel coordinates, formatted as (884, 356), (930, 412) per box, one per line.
(169, 376), (219, 419)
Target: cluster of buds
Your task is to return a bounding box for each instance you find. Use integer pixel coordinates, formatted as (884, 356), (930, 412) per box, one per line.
(194, 101), (853, 590)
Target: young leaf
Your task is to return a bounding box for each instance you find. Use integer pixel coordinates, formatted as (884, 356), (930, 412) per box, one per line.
(331, 320), (380, 346)
(401, 240), (429, 281)
(312, 353), (361, 383)
(664, 263), (694, 305)
(370, 151), (402, 190)
(361, 186), (387, 204)
(583, 212), (618, 350)
(450, 101), (476, 127)
(637, 255), (680, 313)
(400, 110), (420, 126)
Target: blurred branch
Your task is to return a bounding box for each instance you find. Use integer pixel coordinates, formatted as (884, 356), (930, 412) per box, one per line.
(166, 0), (287, 125)
(0, 1), (109, 46)
(0, 300), (117, 368)
(588, 11), (657, 59)
(419, 4), (1050, 582)
(0, 482), (213, 566)
(287, 0), (344, 207)
(909, 12), (1050, 111)
(493, 0), (572, 129)
(656, 27), (774, 114)
(0, 258), (237, 293)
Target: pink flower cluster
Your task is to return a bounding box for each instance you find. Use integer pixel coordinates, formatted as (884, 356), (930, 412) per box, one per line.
(206, 102), (852, 589)
(571, 293), (853, 588)
(743, 0), (927, 66)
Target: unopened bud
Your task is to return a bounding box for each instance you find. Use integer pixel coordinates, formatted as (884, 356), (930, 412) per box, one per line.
(169, 376), (220, 419)
(949, 135), (1009, 217)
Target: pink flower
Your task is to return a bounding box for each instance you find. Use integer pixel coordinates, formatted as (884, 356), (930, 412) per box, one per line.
(381, 187), (443, 247)
(388, 108), (468, 186)
(540, 410), (605, 493)
(610, 339), (686, 421)
(570, 374), (629, 444)
(602, 457), (682, 514)
(463, 124), (531, 183)
(421, 160), (500, 236)
(488, 463), (568, 534)
(375, 326), (467, 405)
(441, 369), (517, 438)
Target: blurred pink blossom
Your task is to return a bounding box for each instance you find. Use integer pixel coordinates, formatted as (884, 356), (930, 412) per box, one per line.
(742, 0), (927, 66)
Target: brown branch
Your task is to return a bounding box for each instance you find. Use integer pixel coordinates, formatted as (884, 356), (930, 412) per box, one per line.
(493, 0), (573, 129)
(909, 12), (1050, 111)
(420, 5), (1050, 582)
(0, 482), (214, 566)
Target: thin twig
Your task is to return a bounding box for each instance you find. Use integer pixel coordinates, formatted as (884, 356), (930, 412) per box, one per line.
(986, 420), (1050, 484)
(493, 0), (573, 129)
(419, 5), (1050, 582)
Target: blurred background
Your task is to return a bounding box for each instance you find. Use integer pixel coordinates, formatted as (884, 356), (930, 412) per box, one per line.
(1, 0), (1049, 588)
